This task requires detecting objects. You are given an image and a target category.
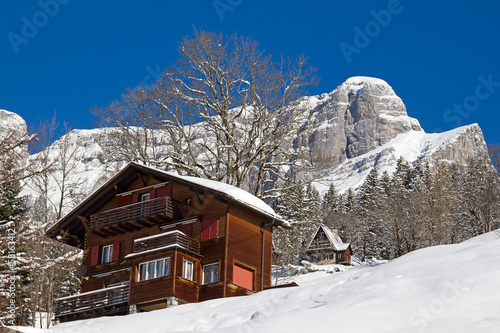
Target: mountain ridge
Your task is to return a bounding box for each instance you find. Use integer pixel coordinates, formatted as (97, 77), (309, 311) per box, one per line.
(2, 76), (492, 213)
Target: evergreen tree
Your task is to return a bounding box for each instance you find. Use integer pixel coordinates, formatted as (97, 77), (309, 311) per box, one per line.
(0, 160), (30, 325)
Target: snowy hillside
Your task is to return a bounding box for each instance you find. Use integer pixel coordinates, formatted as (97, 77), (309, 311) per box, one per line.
(16, 230), (500, 333)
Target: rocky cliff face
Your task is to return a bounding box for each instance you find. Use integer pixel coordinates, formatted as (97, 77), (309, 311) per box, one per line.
(300, 76), (422, 168)
(4, 76), (493, 211)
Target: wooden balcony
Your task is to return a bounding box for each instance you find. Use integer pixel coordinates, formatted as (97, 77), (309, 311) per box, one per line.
(129, 230), (201, 257)
(307, 240), (333, 251)
(89, 196), (177, 237)
(55, 285), (129, 322)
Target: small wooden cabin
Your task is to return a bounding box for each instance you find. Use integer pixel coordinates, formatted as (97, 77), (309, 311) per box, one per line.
(47, 162), (289, 323)
(305, 225), (352, 265)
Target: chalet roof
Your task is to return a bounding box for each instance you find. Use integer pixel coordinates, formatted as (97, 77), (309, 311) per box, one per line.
(47, 162), (290, 248)
(308, 225), (350, 251)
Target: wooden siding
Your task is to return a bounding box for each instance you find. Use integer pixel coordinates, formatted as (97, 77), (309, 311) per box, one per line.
(81, 223), (161, 293)
(130, 275), (174, 305)
(173, 252), (200, 303)
(198, 237), (226, 301)
(225, 203), (272, 296)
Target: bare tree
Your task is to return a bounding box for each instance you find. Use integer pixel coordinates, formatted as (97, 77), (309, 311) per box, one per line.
(94, 30), (318, 198)
(50, 123), (86, 219)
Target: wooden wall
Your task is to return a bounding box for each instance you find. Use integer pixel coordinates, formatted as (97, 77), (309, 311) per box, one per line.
(225, 203), (272, 296)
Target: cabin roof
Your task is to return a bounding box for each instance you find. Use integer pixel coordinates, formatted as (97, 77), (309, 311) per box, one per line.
(47, 162), (290, 248)
(308, 225), (350, 251)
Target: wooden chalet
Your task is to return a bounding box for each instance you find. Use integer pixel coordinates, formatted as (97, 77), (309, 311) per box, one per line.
(47, 162), (289, 323)
(305, 225), (352, 265)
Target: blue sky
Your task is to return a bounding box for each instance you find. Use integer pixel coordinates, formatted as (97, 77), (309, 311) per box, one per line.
(1, 0), (500, 144)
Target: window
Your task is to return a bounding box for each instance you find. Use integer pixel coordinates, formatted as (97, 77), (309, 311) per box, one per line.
(101, 244), (113, 264)
(182, 259), (194, 281)
(325, 254), (334, 260)
(233, 264), (253, 290)
(140, 193), (150, 217)
(338, 253), (343, 259)
(203, 263), (219, 284)
(138, 257), (170, 281)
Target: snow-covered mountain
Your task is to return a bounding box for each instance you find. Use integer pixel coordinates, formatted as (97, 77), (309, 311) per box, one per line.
(296, 76), (489, 193)
(4, 76), (492, 214)
(16, 230), (500, 332)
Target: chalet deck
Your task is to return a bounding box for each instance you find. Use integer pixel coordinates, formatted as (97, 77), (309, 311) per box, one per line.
(48, 162), (289, 323)
(89, 196), (178, 237)
(55, 285), (129, 322)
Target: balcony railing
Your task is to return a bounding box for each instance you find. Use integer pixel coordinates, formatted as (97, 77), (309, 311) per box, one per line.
(130, 230), (200, 256)
(89, 196), (174, 234)
(308, 240), (333, 251)
(55, 285), (129, 319)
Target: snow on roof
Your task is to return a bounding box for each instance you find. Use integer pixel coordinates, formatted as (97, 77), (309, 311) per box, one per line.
(322, 226), (350, 251)
(309, 225), (350, 251)
(154, 167), (289, 227)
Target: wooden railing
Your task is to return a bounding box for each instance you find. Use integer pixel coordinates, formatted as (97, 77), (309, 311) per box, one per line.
(134, 230), (200, 255)
(308, 240), (333, 251)
(55, 285), (129, 318)
(90, 196), (173, 230)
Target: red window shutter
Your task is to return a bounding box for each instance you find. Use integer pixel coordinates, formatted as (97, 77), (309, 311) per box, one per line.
(156, 186), (171, 197)
(209, 220), (217, 239)
(149, 189), (157, 199)
(90, 246), (99, 266)
(112, 241), (120, 261)
(233, 265), (253, 290)
(118, 196), (131, 207)
(202, 219), (217, 240)
(180, 224), (192, 237)
(132, 194), (139, 203)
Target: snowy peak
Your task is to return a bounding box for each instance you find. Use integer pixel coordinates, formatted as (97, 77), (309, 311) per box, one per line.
(344, 76), (391, 86)
(0, 109), (27, 139)
(298, 76), (422, 168)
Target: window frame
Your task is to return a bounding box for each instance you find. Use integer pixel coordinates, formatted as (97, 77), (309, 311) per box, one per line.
(202, 262), (220, 285)
(141, 193), (150, 202)
(101, 244), (113, 264)
(138, 257), (170, 281)
(182, 259), (194, 281)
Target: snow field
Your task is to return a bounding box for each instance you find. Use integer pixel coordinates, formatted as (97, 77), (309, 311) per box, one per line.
(15, 230), (500, 333)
